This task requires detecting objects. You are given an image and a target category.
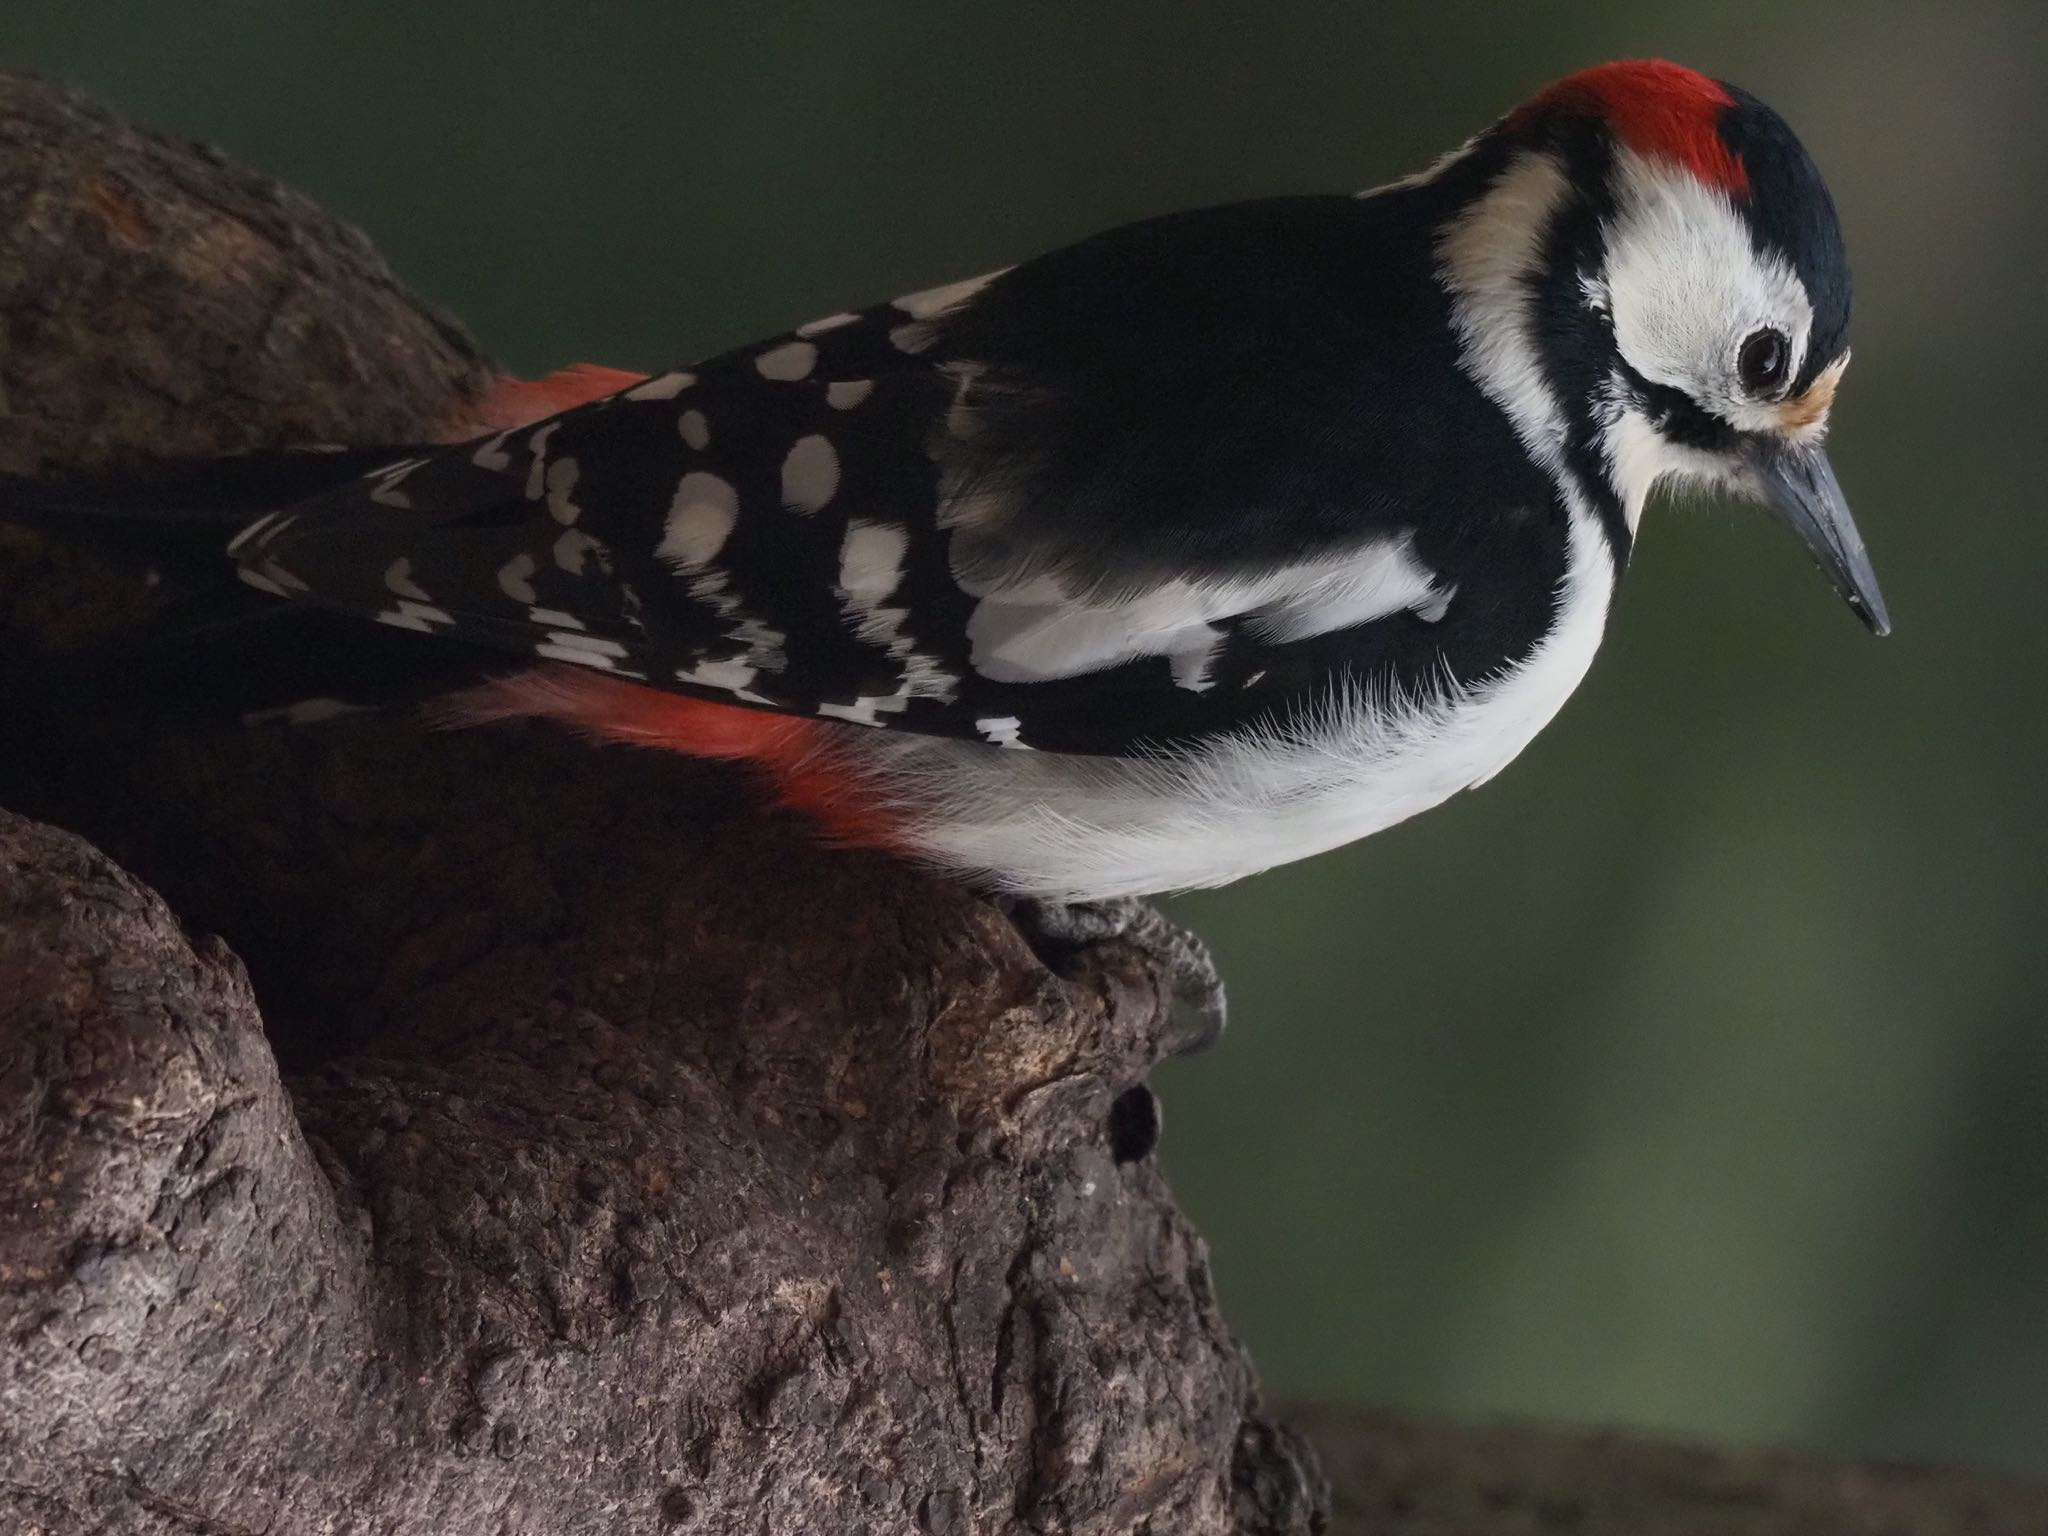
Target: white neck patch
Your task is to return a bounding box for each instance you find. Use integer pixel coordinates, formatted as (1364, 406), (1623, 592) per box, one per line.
(1436, 149), (1573, 475)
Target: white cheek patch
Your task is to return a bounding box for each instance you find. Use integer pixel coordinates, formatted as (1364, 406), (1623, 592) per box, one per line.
(1604, 148), (1813, 433)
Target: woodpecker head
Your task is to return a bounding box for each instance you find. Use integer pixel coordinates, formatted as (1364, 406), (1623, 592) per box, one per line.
(1440, 60), (1888, 633)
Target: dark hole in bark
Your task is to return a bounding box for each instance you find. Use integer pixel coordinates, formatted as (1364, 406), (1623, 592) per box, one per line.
(1108, 1083), (1162, 1164)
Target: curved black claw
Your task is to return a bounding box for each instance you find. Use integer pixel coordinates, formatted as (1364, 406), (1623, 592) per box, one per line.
(1004, 895), (1227, 1055)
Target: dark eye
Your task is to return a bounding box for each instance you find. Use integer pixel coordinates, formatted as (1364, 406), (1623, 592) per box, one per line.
(1738, 329), (1790, 396)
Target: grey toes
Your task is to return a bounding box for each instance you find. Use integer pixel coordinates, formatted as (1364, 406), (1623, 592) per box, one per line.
(1004, 895), (1228, 1056)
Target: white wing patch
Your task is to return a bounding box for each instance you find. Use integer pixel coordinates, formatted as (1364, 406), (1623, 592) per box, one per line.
(374, 601), (456, 634)
(838, 519), (909, 596)
(959, 534), (1452, 689)
(497, 552), (539, 603)
(535, 631), (630, 668)
(893, 271), (1005, 320)
(780, 435), (840, 514)
(677, 656), (764, 693)
(383, 557), (432, 602)
(552, 526), (606, 576)
(754, 341), (818, 381)
(795, 311), (860, 337)
(658, 473), (740, 569)
(887, 269), (1006, 355)
(1245, 535), (1453, 642)
(831, 519), (961, 710)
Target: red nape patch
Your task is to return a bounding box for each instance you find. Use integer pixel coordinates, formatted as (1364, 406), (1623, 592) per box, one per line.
(1511, 59), (1749, 195)
(462, 364), (653, 434)
(435, 666), (903, 850)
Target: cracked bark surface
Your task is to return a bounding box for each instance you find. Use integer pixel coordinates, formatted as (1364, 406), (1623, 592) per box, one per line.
(3, 69), (2045, 1536)
(2, 806), (1302, 1534)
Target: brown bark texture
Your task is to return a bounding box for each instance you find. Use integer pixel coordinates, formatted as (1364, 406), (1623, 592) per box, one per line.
(1, 69), (2043, 1536)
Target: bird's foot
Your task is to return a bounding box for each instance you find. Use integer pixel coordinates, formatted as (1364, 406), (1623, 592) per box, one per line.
(1003, 895), (1226, 1056)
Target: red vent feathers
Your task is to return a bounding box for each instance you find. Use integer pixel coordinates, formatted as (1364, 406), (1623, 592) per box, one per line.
(437, 667), (902, 850)
(1511, 60), (1749, 195)
(463, 364), (654, 434)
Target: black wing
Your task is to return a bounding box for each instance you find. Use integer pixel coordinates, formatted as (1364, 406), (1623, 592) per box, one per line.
(238, 196), (1566, 754)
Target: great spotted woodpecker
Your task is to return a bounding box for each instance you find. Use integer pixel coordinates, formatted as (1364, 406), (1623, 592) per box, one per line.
(5, 60), (1887, 1044)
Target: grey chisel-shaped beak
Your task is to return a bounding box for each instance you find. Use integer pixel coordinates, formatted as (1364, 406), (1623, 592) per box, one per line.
(1752, 442), (1892, 636)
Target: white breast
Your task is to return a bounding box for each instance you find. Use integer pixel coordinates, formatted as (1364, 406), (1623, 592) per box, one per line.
(853, 507), (1616, 902)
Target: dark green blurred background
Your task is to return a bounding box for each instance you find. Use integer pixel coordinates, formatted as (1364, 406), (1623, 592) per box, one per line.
(8, 0), (2043, 1473)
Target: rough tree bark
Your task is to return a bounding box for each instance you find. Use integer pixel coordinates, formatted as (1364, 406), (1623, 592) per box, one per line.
(0, 72), (2042, 1536)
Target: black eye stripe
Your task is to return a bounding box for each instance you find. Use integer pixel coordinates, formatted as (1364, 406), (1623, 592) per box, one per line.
(1619, 366), (1738, 452)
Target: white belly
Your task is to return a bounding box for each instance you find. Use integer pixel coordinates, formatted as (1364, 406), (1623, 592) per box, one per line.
(855, 509), (1616, 902)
